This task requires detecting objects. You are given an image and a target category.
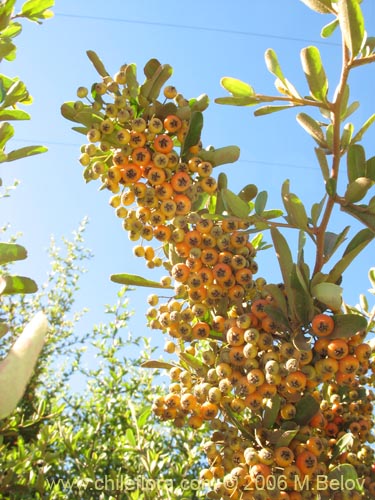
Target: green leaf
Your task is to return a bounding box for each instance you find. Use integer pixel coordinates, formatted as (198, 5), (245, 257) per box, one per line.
(199, 145), (240, 167)
(341, 100), (360, 121)
(326, 178), (337, 197)
(214, 95), (259, 106)
(344, 177), (373, 204)
(148, 64), (173, 101)
(86, 50), (109, 77)
(190, 93), (210, 112)
(0, 322), (9, 338)
(181, 111), (203, 160)
(300, 0), (333, 14)
(0, 109), (30, 121)
(312, 282), (343, 310)
(351, 113), (375, 144)
(366, 156), (375, 181)
(222, 188), (251, 218)
(111, 274), (173, 289)
(125, 63), (139, 99)
(347, 144), (366, 182)
(337, 0), (365, 58)
(0, 122), (14, 149)
(238, 184), (258, 203)
(263, 284), (289, 318)
(125, 428), (136, 447)
(331, 433), (355, 461)
(1, 80), (29, 108)
(265, 48), (287, 86)
(220, 77), (255, 97)
(340, 122), (354, 150)
(0, 40), (16, 61)
(0, 243), (27, 265)
(294, 394), (320, 425)
(179, 352), (204, 371)
(327, 464), (363, 492)
(262, 394), (281, 429)
(143, 58), (161, 79)
(270, 227), (293, 289)
(314, 147), (330, 181)
(140, 61), (173, 101)
(255, 104), (297, 117)
(141, 360), (174, 370)
(282, 180), (308, 230)
(296, 113), (327, 147)
(264, 304), (290, 331)
(275, 428), (300, 448)
(289, 264), (315, 325)
(5, 145), (47, 162)
(328, 228), (374, 282)
(0, 275), (37, 295)
(261, 209), (284, 220)
(20, 0), (54, 22)
(321, 18), (339, 38)
(326, 314), (367, 339)
(0, 21), (22, 39)
(323, 227), (350, 261)
(254, 190), (267, 215)
(300, 46), (328, 102)
(311, 194), (327, 226)
(341, 204), (375, 233)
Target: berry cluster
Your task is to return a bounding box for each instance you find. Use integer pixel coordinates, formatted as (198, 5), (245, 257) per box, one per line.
(67, 59), (375, 500)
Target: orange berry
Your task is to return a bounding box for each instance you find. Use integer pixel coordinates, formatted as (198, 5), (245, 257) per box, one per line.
(311, 313), (335, 337)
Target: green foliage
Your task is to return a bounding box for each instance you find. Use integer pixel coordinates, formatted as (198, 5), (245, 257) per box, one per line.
(0, 223), (204, 499)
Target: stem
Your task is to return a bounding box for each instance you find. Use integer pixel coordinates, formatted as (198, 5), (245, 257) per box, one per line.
(313, 39), (351, 275)
(254, 94), (332, 111)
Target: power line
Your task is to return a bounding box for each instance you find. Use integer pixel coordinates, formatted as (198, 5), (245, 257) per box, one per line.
(54, 12), (340, 47)
(10, 138), (316, 171)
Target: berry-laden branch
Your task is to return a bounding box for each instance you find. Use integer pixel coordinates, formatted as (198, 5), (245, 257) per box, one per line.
(62, 30), (375, 498)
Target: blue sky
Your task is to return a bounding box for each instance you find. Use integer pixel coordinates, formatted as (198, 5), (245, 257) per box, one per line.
(1, 0), (375, 358)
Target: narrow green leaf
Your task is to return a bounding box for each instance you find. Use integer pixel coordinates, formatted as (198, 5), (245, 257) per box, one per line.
(341, 100), (360, 121)
(181, 111), (203, 160)
(143, 58), (161, 79)
(323, 227), (350, 261)
(296, 113), (327, 147)
(270, 227), (293, 289)
(337, 0), (365, 57)
(264, 304), (290, 331)
(294, 394), (320, 425)
(262, 394), (281, 429)
(344, 177), (373, 204)
(137, 408), (151, 429)
(0, 21), (22, 39)
(238, 184), (258, 203)
(0, 109), (30, 121)
(262, 285), (288, 317)
(5, 145), (47, 162)
(312, 282), (343, 310)
(284, 192), (309, 229)
(0, 122), (14, 149)
(351, 113), (375, 144)
(366, 156), (375, 181)
(215, 95), (260, 106)
(125, 63), (139, 99)
(220, 77), (255, 97)
(340, 122), (354, 150)
(148, 64), (173, 101)
(179, 352), (204, 370)
(0, 322), (9, 338)
(275, 428), (300, 448)
(199, 145), (240, 167)
(254, 104), (295, 116)
(1, 80), (29, 108)
(347, 144), (366, 182)
(327, 464), (363, 492)
(321, 18), (339, 38)
(300, 0), (333, 14)
(110, 274), (173, 289)
(325, 178), (337, 196)
(141, 360), (174, 370)
(0, 40), (16, 61)
(290, 264), (315, 324)
(222, 188), (251, 218)
(261, 209), (284, 220)
(265, 48), (286, 86)
(254, 191), (267, 215)
(328, 228), (374, 282)
(125, 428), (136, 447)
(189, 94), (209, 113)
(315, 147), (330, 181)
(300, 46), (328, 102)
(311, 194), (327, 226)
(0, 275), (38, 295)
(0, 242), (27, 265)
(341, 204), (375, 233)
(86, 50), (109, 77)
